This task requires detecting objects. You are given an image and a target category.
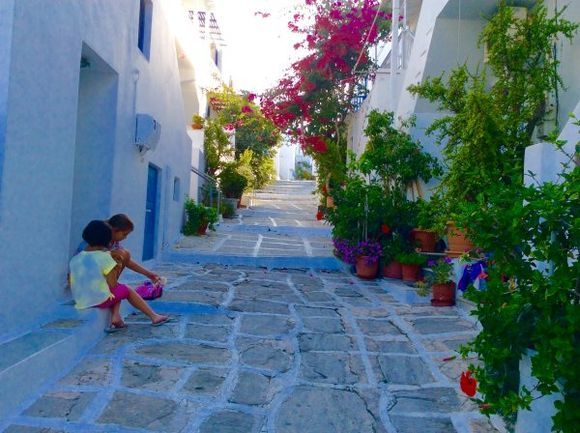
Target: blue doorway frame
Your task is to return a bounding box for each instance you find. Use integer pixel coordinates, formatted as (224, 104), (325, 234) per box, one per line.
(143, 164), (159, 261)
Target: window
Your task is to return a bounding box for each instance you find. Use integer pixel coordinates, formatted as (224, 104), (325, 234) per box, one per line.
(138, 0), (153, 60)
(173, 177), (181, 201)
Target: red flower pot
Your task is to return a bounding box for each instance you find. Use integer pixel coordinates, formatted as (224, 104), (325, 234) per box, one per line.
(196, 223), (208, 235)
(412, 229), (437, 252)
(382, 261), (402, 279)
(431, 281), (456, 306)
(401, 263), (420, 282)
(355, 256), (379, 280)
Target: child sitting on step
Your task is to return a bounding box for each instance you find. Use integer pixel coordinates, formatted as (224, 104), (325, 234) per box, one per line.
(69, 220), (170, 331)
(76, 214), (161, 285)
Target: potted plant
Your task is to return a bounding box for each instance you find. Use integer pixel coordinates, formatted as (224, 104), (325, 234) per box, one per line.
(191, 114), (205, 129)
(183, 198), (218, 236)
(412, 198), (439, 252)
(219, 163), (248, 212)
(425, 257), (456, 306)
(381, 236), (404, 279)
(220, 200), (236, 219)
(396, 251), (427, 282)
(354, 239), (382, 280)
(407, 5), (578, 429)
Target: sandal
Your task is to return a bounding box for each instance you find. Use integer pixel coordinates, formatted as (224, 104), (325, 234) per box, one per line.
(152, 316), (175, 327)
(104, 323), (128, 333)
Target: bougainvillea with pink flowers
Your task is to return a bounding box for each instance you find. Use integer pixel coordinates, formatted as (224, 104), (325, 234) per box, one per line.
(261, 0), (392, 185)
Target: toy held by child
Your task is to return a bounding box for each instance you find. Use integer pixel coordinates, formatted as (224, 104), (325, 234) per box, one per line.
(69, 220), (171, 332)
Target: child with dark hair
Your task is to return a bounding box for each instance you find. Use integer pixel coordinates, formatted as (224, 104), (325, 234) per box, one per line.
(106, 214), (161, 285)
(69, 220), (170, 331)
(74, 214), (161, 284)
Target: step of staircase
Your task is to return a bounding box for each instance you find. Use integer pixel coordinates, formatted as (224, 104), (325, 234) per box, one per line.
(162, 250), (343, 270)
(0, 301), (123, 421)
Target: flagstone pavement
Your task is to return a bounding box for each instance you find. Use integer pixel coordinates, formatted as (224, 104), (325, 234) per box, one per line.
(1, 182), (503, 433)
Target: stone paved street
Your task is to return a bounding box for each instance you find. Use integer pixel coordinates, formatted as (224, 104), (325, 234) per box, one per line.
(2, 182), (502, 433)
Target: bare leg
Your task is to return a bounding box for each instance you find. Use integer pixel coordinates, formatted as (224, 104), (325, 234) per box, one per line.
(126, 288), (168, 324)
(110, 303), (125, 328)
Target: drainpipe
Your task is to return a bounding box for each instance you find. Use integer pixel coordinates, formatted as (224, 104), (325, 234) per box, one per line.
(390, 0), (400, 112)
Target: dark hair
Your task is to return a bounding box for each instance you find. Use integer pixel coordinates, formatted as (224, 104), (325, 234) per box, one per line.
(107, 214), (134, 231)
(82, 220), (112, 247)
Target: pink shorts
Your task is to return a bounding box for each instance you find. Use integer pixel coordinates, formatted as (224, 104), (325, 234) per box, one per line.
(95, 284), (130, 309)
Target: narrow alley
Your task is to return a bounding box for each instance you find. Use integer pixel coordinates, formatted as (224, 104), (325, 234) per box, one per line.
(1, 181), (500, 433)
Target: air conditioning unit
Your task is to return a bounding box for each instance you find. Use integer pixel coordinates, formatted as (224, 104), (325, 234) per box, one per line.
(484, 6), (527, 63)
(134, 113), (161, 153)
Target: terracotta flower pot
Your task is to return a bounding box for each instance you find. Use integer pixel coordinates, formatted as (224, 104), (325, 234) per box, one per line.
(431, 281), (456, 306)
(382, 261), (402, 279)
(355, 256), (379, 280)
(446, 221), (474, 257)
(401, 263), (420, 282)
(412, 229), (437, 252)
(196, 223), (208, 235)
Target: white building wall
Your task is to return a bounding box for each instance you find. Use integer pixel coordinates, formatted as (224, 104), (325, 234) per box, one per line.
(0, 0), (15, 207)
(0, 0), (198, 338)
(189, 128), (205, 200)
(548, 0), (580, 130)
(349, 0), (579, 188)
(395, 0), (455, 120)
(276, 142), (297, 181)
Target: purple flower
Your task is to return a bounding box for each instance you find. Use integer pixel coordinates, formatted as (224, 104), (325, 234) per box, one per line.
(428, 260), (436, 267)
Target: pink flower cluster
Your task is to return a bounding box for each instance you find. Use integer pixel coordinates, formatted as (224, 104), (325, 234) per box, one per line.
(261, 0), (391, 153)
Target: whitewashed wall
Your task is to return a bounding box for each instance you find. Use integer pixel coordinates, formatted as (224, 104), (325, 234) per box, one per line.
(276, 142), (298, 181)
(0, 0), (196, 338)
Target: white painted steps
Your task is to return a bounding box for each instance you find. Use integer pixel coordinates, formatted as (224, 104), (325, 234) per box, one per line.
(0, 302), (113, 422)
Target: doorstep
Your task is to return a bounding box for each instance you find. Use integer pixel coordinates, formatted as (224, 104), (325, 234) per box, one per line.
(0, 300), (131, 422)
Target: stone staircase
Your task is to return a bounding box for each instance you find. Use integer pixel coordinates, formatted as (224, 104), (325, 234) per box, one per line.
(0, 301), (111, 421)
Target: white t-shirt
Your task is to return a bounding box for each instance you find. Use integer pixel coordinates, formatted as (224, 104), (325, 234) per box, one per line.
(69, 250), (117, 309)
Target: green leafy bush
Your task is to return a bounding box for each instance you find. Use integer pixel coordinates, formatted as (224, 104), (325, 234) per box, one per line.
(396, 251), (427, 266)
(183, 198), (219, 235)
(219, 164), (248, 199)
(425, 257), (454, 284)
(220, 200), (236, 219)
(410, 3), (579, 431)
(295, 160), (315, 180)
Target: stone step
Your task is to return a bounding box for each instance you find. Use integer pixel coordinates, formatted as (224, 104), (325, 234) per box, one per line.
(220, 224), (332, 237)
(0, 303), (115, 421)
(162, 251), (344, 270)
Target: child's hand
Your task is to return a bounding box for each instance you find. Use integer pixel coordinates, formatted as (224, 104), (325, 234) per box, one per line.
(148, 273), (162, 285)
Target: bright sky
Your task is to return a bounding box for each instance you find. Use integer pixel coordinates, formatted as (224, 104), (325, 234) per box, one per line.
(213, 0), (305, 94)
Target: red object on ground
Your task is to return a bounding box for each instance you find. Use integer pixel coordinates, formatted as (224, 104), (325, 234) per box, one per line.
(460, 371), (477, 397)
(316, 211), (323, 220)
(411, 229), (437, 252)
(382, 261), (402, 279)
(380, 224), (391, 234)
(431, 281), (456, 307)
(401, 263), (420, 282)
(355, 256), (379, 279)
